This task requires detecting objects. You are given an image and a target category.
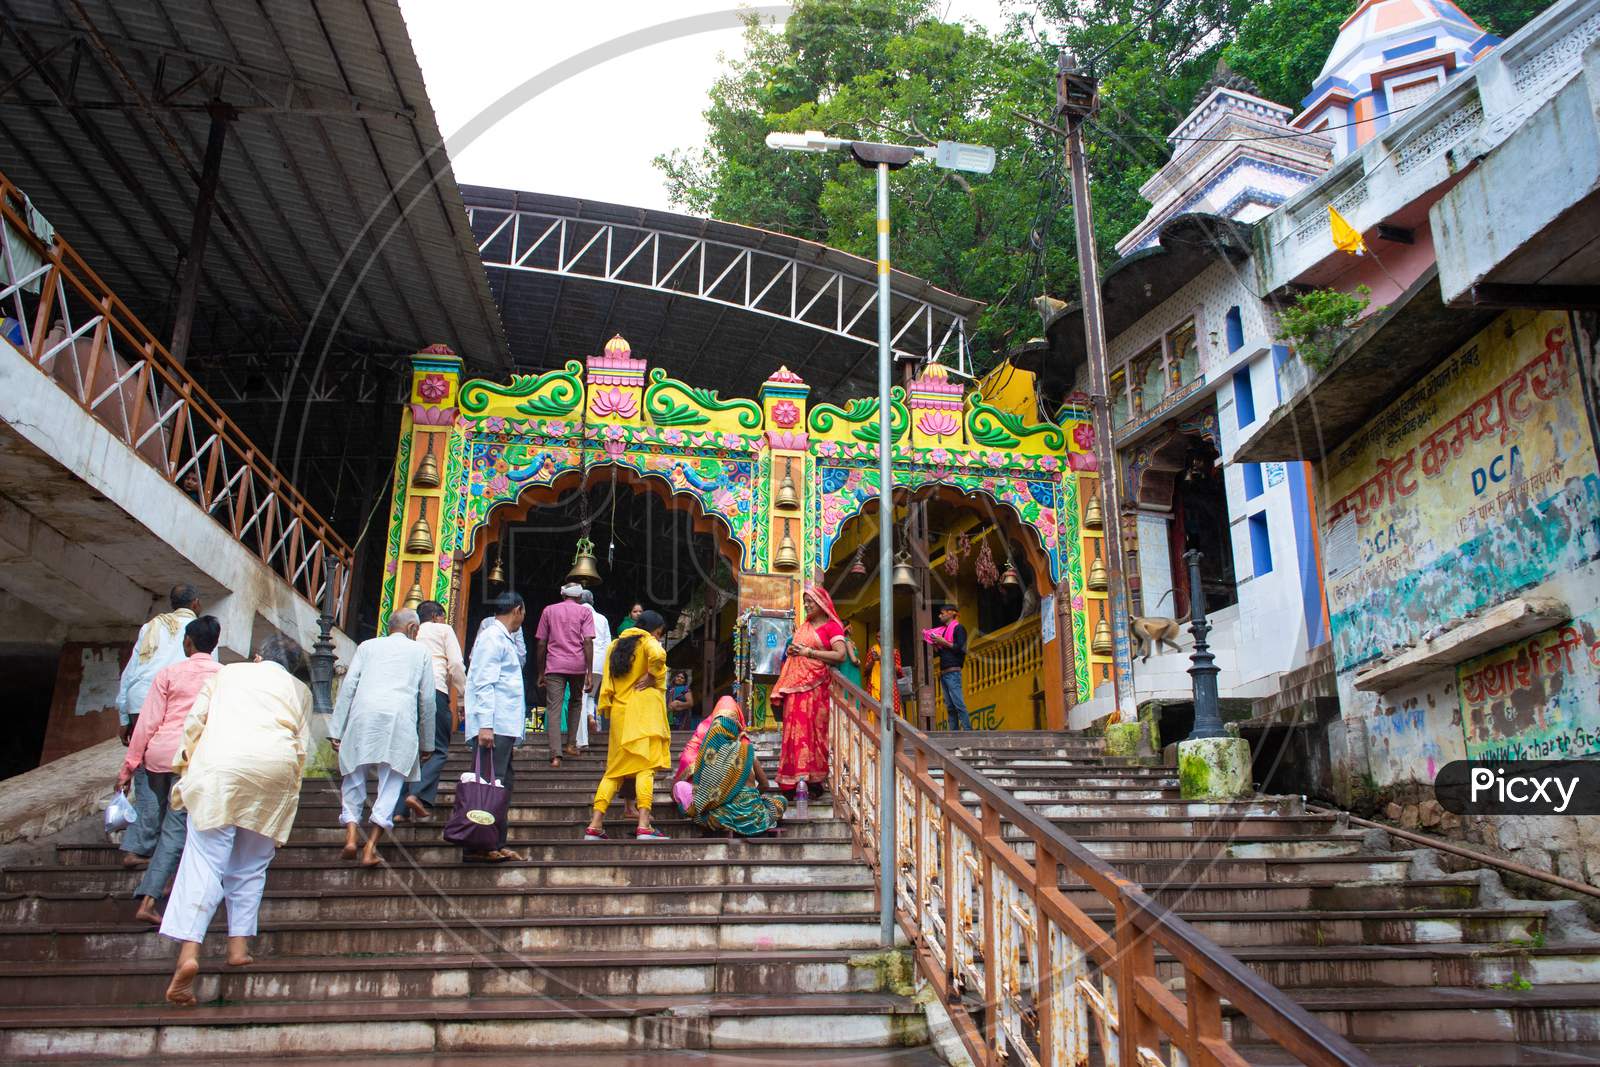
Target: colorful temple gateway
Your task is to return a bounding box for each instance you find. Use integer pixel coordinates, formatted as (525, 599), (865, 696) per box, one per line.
(379, 336), (1116, 729)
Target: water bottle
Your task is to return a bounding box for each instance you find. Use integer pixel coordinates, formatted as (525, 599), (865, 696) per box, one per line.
(795, 780), (810, 820)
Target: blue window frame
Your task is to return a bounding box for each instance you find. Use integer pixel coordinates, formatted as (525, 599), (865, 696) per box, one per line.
(1234, 367), (1256, 428)
(1249, 512), (1273, 577)
(1224, 306), (1244, 353)
(1242, 462), (1264, 500)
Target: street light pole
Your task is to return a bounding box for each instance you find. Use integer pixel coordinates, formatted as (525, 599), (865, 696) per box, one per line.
(1057, 53), (1134, 716)
(873, 158), (898, 946)
(1184, 549), (1225, 738)
(765, 130), (993, 947)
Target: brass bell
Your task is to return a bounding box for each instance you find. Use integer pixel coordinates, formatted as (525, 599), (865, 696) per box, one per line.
(487, 544), (507, 589)
(402, 564), (426, 610)
(1000, 563), (1022, 590)
(892, 551), (918, 591)
(1091, 615), (1114, 656)
(412, 437), (440, 489)
(774, 521), (799, 571)
(1087, 551), (1108, 591)
(775, 458), (800, 512)
(1083, 493), (1104, 530)
(567, 536), (602, 586)
(405, 499), (435, 556)
(848, 544), (868, 578)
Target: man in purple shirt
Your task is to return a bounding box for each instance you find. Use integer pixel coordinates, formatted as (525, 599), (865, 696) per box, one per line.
(534, 583), (595, 767)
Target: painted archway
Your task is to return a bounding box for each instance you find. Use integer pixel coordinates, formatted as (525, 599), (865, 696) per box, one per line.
(378, 337), (1114, 721)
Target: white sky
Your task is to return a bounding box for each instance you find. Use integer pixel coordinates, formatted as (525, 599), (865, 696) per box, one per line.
(400, 1), (1007, 213)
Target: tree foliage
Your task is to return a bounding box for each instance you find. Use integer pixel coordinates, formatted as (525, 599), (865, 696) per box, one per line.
(656, 0), (1556, 376)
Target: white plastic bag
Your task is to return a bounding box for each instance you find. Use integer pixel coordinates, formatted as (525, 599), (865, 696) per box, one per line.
(104, 791), (138, 834)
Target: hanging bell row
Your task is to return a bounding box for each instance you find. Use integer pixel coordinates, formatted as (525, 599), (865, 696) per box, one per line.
(774, 457), (800, 512)
(999, 562), (1021, 590)
(405, 499), (435, 556)
(891, 551), (918, 591)
(1091, 615), (1114, 656)
(402, 563), (426, 611)
(1082, 493), (1104, 530)
(774, 519), (799, 570)
(412, 436), (441, 489)
(487, 541), (507, 588)
(1087, 551), (1108, 591)
(568, 536), (602, 586)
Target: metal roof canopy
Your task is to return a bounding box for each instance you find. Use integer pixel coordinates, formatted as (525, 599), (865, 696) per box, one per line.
(463, 185), (984, 401)
(0, 0), (508, 366)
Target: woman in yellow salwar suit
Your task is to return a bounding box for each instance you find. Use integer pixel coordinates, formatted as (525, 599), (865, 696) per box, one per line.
(584, 610), (672, 841)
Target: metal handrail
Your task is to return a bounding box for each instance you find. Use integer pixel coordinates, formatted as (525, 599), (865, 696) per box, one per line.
(0, 169), (353, 621)
(827, 672), (1374, 1067)
(1306, 804), (1600, 901)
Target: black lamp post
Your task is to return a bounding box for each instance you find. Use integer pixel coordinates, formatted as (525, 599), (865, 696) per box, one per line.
(309, 565), (339, 715)
(1184, 549), (1224, 739)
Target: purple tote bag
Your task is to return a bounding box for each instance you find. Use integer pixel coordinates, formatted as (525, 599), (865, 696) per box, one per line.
(443, 746), (508, 851)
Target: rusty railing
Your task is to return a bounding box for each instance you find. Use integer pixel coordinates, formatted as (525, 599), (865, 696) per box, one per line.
(828, 674), (1375, 1067)
(0, 170), (352, 621)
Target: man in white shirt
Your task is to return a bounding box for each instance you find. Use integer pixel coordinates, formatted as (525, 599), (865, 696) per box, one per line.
(393, 600), (466, 822)
(328, 609), (433, 867)
(116, 584), (202, 867)
(579, 589), (611, 741)
(464, 591), (527, 863)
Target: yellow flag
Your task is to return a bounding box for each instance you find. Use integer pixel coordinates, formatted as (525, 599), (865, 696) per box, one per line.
(1328, 205), (1366, 256)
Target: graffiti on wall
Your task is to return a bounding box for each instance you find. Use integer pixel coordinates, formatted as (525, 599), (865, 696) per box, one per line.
(1323, 310), (1600, 672)
(1458, 613), (1600, 760)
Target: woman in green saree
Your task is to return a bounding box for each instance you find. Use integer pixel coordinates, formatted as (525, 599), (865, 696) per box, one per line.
(680, 696), (786, 836)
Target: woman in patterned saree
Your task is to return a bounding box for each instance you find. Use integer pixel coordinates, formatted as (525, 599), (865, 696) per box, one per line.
(773, 586), (848, 794)
(682, 696), (785, 835)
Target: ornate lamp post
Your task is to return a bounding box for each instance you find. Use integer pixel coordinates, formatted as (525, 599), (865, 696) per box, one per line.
(1184, 549), (1224, 738)
(309, 565), (339, 715)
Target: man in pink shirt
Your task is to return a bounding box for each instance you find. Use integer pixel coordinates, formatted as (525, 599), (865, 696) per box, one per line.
(115, 616), (223, 925)
(534, 583), (595, 767)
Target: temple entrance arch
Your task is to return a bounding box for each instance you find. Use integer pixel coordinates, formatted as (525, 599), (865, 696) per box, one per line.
(822, 484), (1061, 731)
(461, 464), (743, 704)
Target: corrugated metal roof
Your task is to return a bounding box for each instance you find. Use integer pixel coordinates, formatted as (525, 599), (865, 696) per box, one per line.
(464, 185), (984, 402)
(0, 0), (508, 366)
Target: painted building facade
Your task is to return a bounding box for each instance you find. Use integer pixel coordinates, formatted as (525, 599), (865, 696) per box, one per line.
(1236, 0), (1600, 881)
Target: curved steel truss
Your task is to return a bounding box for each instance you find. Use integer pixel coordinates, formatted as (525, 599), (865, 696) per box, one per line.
(468, 204), (972, 368)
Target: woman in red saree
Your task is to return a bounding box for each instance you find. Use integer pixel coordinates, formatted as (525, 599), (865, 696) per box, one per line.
(773, 586), (848, 793)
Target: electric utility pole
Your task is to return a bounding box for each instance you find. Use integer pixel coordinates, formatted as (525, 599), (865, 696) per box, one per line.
(1057, 52), (1134, 716)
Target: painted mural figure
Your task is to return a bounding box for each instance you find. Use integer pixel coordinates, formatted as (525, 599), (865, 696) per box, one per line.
(772, 587), (848, 793)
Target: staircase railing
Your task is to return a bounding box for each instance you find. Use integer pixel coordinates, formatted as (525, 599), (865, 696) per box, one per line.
(828, 673), (1374, 1067)
(0, 170), (352, 622)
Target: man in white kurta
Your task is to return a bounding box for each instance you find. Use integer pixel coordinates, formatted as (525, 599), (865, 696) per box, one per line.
(329, 609), (433, 866)
(116, 584), (202, 864)
(160, 633), (312, 1007)
(578, 589), (611, 745)
(463, 592), (527, 862)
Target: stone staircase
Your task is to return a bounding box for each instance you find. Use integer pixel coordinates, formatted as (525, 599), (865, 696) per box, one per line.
(0, 733), (941, 1063)
(931, 730), (1600, 1066)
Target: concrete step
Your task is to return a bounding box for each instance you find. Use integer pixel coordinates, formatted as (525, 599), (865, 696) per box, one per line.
(0, 948), (894, 1007)
(1231, 983), (1600, 1044)
(1, 881), (880, 925)
(1080, 907), (1545, 947)
(1058, 877), (1482, 914)
(1239, 1039), (1600, 1065)
(1053, 854), (1414, 885)
(0, 912), (894, 961)
(1034, 813), (1331, 835)
(1186, 943), (1600, 990)
(0, 992), (931, 1060)
(24, 1053), (947, 1067)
